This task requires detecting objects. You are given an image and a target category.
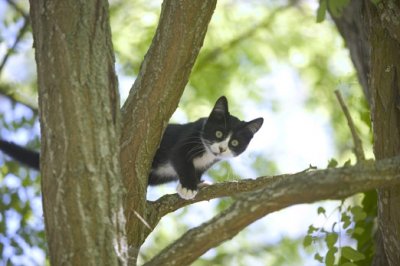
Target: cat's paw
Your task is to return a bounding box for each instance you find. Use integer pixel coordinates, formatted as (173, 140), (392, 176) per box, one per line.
(176, 183), (197, 200)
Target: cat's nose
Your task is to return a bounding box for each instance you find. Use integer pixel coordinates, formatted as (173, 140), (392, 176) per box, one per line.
(219, 147), (226, 153)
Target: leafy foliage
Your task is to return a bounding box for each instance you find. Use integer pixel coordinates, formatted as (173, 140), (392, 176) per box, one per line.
(304, 195), (375, 266)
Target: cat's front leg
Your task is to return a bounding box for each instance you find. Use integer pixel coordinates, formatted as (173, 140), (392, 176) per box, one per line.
(174, 162), (201, 200)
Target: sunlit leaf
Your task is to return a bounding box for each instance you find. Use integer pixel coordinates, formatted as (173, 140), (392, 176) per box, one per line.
(342, 246), (366, 261)
(326, 233), (338, 248)
(303, 235), (313, 247)
(316, 0), (327, 23)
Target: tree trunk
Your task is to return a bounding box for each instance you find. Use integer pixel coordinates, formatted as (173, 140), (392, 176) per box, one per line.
(366, 2), (400, 265)
(29, 1), (126, 265)
(332, 1), (400, 265)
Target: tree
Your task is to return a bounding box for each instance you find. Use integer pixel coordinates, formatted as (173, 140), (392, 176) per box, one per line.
(1, 0), (400, 265)
(330, 1), (400, 265)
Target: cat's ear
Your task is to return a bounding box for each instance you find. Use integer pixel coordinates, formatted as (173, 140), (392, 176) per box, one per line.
(211, 96), (229, 115)
(245, 118), (264, 134)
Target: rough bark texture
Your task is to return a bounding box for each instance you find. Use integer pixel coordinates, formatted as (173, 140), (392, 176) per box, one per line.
(119, 0), (217, 262)
(331, 1), (400, 265)
(366, 2), (400, 265)
(29, 0), (126, 265)
(143, 157), (400, 266)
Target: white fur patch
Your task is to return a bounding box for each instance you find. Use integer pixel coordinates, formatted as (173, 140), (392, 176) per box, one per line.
(193, 149), (217, 170)
(153, 162), (177, 177)
(176, 183), (197, 200)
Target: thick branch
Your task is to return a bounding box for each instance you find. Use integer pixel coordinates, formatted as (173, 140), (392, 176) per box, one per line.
(144, 156), (400, 266)
(119, 0), (217, 260)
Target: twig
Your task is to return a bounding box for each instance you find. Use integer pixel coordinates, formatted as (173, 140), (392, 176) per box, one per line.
(195, 5), (288, 71)
(334, 90), (366, 162)
(0, 2), (30, 75)
(5, 0), (29, 18)
(297, 164), (318, 174)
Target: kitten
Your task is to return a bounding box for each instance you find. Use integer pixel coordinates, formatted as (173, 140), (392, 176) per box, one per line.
(149, 96), (263, 199)
(0, 96), (263, 200)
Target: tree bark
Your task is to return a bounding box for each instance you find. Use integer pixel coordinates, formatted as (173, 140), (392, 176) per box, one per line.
(365, 2), (400, 265)
(29, 0), (126, 265)
(332, 1), (400, 265)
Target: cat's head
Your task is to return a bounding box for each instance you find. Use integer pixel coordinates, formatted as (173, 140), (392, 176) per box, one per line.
(202, 96), (263, 159)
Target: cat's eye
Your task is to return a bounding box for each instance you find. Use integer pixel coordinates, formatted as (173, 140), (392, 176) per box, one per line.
(215, 130), (223, 139)
(231, 139), (239, 147)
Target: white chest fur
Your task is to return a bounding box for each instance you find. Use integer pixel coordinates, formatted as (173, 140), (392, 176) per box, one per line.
(193, 149), (217, 170)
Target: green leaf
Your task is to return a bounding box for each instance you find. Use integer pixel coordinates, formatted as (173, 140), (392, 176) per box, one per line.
(308, 225), (318, 234)
(314, 253), (324, 263)
(326, 233), (338, 248)
(353, 227), (365, 235)
(303, 235), (313, 247)
(341, 213), (352, 229)
(325, 247), (337, 266)
(317, 206), (326, 215)
(342, 246), (366, 262)
(316, 0), (327, 23)
(328, 158), (338, 168)
(343, 159), (351, 167)
(351, 206), (367, 222)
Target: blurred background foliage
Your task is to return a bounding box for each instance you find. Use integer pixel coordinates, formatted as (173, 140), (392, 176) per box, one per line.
(0, 0), (374, 265)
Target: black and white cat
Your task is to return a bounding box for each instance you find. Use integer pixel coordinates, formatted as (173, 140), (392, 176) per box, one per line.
(0, 96), (263, 200)
(148, 96), (263, 199)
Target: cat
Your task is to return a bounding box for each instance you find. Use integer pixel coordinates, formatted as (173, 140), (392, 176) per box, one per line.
(149, 96), (263, 199)
(0, 96), (263, 200)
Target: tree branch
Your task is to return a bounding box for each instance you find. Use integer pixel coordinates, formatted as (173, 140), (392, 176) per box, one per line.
(146, 174), (285, 228)
(0, 16), (30, 76)
(119, 0), (217, 260)
(144, 156), (400, 265)
(0, 83), (38, 112)
(195, 5), (288, 71)
(334, 90), (365, 162)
